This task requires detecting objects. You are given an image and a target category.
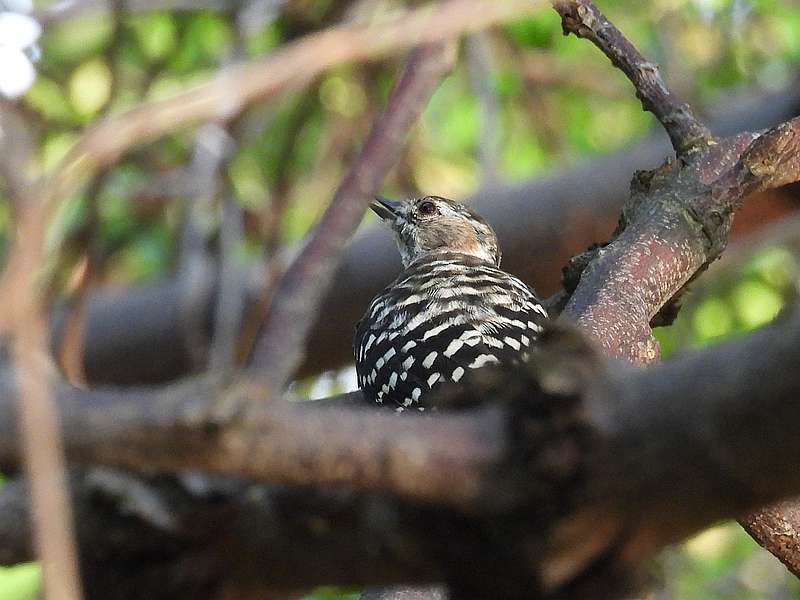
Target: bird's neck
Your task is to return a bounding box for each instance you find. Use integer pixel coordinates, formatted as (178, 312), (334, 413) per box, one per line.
(405, 249), (498, 269)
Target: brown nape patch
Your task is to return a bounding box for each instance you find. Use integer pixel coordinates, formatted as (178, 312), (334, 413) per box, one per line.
(421, 217), (484, 255)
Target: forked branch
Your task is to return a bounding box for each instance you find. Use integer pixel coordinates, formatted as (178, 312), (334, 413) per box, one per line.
(552, 0), (800, 580)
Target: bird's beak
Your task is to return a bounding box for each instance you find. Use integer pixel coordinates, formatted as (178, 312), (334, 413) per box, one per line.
(370, 196), (405, 222)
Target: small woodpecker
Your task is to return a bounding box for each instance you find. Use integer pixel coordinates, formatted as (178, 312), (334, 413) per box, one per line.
(354, 195), (548, 412)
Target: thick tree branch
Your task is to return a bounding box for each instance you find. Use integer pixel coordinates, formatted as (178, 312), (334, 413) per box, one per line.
(0, 473), (451, 599)
(552, 0), (712, 155)
(0, 377), (504, 512)
(741, 501), (800, 577)
(554, 4), (800, 364)
(4, 314), (800, 596)
(549, 0), (800, 580)
(559, 124), (800, 363)
(599, 310), (800, 548)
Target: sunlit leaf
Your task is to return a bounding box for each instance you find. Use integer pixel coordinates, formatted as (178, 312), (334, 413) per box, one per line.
(42, 16), (112, 64)
(69, 58), (112, 117)
(692, 297), (734, 343)
(0, 563), (41, 600)
(24, 76), (75, 123)
(732, 279), (784, 329)
(129, 12), (178, 61)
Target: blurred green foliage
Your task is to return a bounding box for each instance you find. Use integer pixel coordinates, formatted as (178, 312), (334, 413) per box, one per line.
(655, 245), (798, 353)
(0, 564), (40, 600)
(7, 0), (799, 292)
(3, 1), (800, 599)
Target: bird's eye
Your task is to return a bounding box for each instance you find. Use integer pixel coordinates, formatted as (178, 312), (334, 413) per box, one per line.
(418, 200), (437, 215)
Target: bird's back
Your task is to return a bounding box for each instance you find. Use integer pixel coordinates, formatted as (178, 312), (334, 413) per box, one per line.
(355, 252), (548, 411)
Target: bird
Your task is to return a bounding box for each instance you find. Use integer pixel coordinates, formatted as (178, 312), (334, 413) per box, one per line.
(354, 195), (548, 412)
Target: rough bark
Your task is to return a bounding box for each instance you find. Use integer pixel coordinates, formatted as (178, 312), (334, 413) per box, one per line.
(551, 0), (800, 581)
(741, 501), (800, 577)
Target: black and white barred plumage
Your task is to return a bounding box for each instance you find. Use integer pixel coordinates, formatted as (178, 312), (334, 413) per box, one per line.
(354, 196), (548, 411)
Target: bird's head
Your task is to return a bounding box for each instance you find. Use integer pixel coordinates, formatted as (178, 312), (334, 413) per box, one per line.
(370, 195), (500, 268)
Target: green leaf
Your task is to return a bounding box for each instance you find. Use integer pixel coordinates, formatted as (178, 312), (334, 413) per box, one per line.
(0, 563), (41, 600)
(42, 16), (112, 65)
(169, 14), (232, 72)
(692, 297), (734, 343)
(504, 11), (561, 49)
(731, 280), (784, 330)
(24, 77), (77, 124)
(304, 587), (361, 600)
(69, 58), (113, 118)
(129, 13), (178, 61)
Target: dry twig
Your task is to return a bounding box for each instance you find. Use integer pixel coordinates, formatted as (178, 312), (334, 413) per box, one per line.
(6, 208), (83, 600)
(553, 0), (712, 155)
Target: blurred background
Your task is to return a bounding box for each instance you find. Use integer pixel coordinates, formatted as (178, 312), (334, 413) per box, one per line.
(2, 0), (800, 598)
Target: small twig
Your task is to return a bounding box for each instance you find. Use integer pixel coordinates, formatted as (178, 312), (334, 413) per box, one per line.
(247, 41), (457, 391)
(52, 0), (125, 385)
(209, 191), (246, 373)
(727, 117), (800, 195)
(178, 123), (235, 371)
(55, 170), (110, 386)
(180, 6), (254, 375)
(6, 204), (84, 600)
(180, 125), (236, 273)
(0, 100), (36, 208)
(552, 0), (712, 156)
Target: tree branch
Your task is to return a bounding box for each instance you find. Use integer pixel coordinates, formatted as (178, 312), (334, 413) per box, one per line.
(5, 147), (84, 600)
(554, 12), (800, 363)
(559, 127), (787, 362)
(549, 0), (800, 580)
(552, 0), (712, 156)
(4, 314), (800, 596)
(741, 500), (800, 577)
(247, 41), (456, 391)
